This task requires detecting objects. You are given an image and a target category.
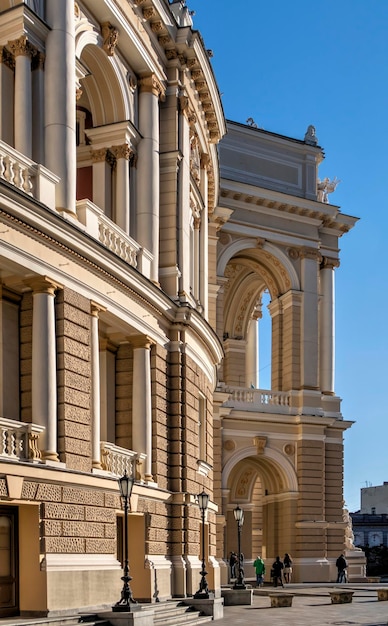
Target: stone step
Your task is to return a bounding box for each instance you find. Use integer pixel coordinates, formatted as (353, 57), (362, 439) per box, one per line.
(152, 602), (211, 626)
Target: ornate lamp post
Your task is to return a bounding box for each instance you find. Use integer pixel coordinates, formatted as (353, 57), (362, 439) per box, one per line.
(114, 470), (136, 611)
(194, 491), (210, 599)
(233, 505), (246, 589)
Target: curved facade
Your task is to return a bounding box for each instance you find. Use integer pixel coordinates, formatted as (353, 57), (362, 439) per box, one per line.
(0, 0), (361, 618)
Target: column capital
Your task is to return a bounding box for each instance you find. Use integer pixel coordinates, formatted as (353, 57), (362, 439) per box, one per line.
(321, 256), (340, 270)
(110, 144), (134, 161)
(0, 45), (15, 70)
(300, 246), (322, 262)
(91, 147), (108, 163)
(8, 35), (34, 59)
(24, 276), (62, 295)
(138, 73), (166, 101)
(91, 301), (107, 317)
(129, 334), (154, 350)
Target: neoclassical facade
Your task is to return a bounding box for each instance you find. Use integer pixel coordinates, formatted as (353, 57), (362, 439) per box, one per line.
(0, 0), (361, 618)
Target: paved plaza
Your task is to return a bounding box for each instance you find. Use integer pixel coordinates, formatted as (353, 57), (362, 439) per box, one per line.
(219, 585), (388, 626)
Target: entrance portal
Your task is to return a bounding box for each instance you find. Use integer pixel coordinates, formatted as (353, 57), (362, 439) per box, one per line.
(0, 507), (19, 617)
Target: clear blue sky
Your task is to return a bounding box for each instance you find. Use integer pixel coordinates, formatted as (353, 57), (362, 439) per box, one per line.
(188, 0), (388, 512)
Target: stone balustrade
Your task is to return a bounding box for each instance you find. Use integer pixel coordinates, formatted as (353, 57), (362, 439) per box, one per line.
(100, 441), (139, 478)
(220, 385), (295, 414)
(0, 140), (59, 210)
(0, 417), (45, 462)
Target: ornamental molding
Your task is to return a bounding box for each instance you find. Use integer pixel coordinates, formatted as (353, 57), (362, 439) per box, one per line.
(8, 35), (34, 59)
(101, 22), (119, 56)
(0, 46), (15, 70)
(253, 436), (267, 455)
(138, 74), (165, 101)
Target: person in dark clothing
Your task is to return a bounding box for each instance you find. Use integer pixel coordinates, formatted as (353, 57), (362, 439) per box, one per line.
(229, 552), (238, 579)
(336, 553), (348, 583)
(271, 555), (284, 587)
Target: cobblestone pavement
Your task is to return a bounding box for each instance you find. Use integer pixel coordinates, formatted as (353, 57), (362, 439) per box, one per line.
(219, 585), (388, 626)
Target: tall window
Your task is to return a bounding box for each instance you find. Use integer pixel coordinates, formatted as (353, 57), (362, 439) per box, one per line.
(198, 393), (207, 461)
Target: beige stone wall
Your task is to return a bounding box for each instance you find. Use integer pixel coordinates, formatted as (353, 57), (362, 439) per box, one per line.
(21, 480), (119, 556)
(56, 288), (92, 471)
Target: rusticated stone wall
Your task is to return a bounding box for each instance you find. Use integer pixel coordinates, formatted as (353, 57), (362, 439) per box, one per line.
(138, 498), (170, 555)
(20, 291), (33, 423)
(151, 343), (168, 489)
(56, 288), (92, 471)
(19, 479), (121, 554)
(116, 342), (133, 450)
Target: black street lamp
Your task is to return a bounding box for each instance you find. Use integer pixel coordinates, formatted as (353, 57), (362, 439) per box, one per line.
(113, 470), (136, 611)
(194, 491), (210, 599)
(233, 504), (246, 589)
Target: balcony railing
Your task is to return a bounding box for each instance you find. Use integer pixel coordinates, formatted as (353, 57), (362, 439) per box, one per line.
(100, 441), (146, 479)
(220, 385), (296, 414)
(0, 140), (59, 210)
(0, 417), (45, 462)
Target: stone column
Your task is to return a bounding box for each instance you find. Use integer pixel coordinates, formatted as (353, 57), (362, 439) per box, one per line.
(300, 248), (321, 390)
(91, 148), (113, 218)
(110, 144), (132, 234)
(246, 306), (261, 388)
(91, 302), (106, 470)
(268, 297), (283, 390)
(32, 51), (45, 164)
(8, 36), (34, 158)
(193, 216), (200, 302)
(44, 0), (76, 215)
(200, 154), (210, 318)
(29, 277), (61, 462)
(136, 74), (164, 283)
(320, 258), (338, 394)
(0, 47), (15, 146)
(131, 335), (153, 481)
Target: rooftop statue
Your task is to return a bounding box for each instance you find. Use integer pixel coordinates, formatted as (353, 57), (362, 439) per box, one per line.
(304, 124), (318, 146)
(317, 177), (341, 204)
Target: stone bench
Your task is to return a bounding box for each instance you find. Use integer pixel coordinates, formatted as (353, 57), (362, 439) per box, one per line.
(329, 590), (354, 604)
(377, 588), (388, 601)
(268, 593), (294, 608)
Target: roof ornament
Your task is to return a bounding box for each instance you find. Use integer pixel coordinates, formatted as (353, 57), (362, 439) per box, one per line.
(317, 177), (341, 204)
(304, 124), (318, 146)
(246, 117), (258, 128)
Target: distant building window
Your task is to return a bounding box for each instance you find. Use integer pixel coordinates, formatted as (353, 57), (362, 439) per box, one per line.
(371, 507), (376, 514)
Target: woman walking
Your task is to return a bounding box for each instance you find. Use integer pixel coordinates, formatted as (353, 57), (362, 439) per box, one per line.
(283, 553), (293, 583)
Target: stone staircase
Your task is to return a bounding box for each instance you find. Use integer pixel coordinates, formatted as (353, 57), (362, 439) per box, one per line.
(0, 602), (212, 626)
(152, 601), (212, 626)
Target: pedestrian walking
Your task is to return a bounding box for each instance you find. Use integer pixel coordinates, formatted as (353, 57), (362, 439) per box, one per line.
(253, 554), (266, 587)
(271, 555), (284, 587)
(336, 553), (348, 583)
(283, 553), (293, 583)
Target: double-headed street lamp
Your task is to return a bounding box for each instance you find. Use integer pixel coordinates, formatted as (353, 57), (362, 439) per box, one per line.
(194, 491), (210, 599)
(233, 504), (246, 590)
(114, 470), (136, 611)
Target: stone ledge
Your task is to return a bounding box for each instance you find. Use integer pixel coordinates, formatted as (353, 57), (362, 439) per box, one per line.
(221, 588), (253, 606)
(377, 588), (388, 601)
(328, 590), (354, 604)
(268, 593), (293, 608)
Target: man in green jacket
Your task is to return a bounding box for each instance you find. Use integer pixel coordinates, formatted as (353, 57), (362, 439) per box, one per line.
(253, 555), (266, 587)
